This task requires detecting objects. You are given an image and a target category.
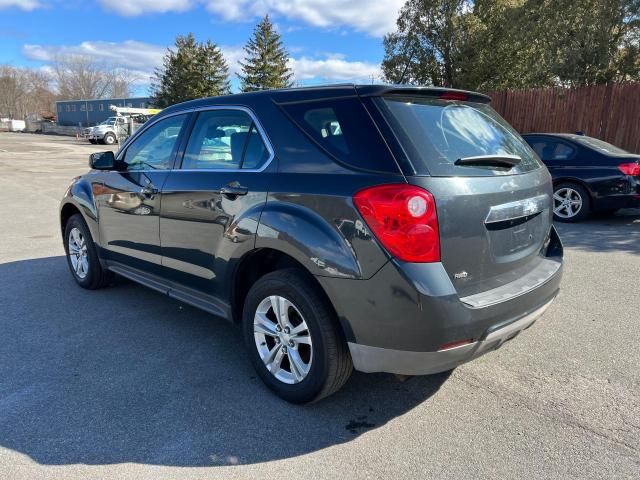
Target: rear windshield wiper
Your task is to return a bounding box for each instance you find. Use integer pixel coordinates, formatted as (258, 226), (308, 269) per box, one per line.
(454, 155), (522, 169)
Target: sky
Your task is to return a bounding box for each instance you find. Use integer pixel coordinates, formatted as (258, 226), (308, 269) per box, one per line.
(0, 0), (405, 95)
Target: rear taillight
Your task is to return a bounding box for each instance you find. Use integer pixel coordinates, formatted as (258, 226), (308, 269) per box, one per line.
(353, 184), (440, 263)
(618, 162), (640, 176)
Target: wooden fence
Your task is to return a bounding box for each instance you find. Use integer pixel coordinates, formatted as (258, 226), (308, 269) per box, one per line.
(488, 83), (640, 154)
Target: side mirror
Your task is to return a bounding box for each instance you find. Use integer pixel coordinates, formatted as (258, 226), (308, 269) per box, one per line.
(89, 151), (115, 170)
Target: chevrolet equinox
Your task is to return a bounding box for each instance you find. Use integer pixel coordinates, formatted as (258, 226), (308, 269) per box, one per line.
(60, 85), (563, 403)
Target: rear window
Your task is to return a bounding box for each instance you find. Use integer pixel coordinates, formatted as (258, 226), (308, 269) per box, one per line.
(376, 96), (543, 176)
(279, 97), (398, 173)
(574, 136), (628, 155)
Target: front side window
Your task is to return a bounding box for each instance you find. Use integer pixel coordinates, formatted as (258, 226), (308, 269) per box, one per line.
(122, 114), (187, 171)
(182, 109), (270, 170)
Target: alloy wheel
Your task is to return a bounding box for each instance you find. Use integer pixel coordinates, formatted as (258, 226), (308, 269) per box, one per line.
(253, 295), (313, 384)
(68, 227), (89, 279)
(553, 187), (583, 219)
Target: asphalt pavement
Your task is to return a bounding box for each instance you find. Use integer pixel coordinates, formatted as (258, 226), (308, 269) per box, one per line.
(0, 132), (638, 479)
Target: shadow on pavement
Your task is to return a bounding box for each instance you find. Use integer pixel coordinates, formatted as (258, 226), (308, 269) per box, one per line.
(0, 256), (449, 467)
(555, 209), (640, 255)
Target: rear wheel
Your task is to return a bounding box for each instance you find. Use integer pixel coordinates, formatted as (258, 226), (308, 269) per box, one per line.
(64, 214), (112, 289)
(243, 269), (352, 403)
(553, 183), (590, 222)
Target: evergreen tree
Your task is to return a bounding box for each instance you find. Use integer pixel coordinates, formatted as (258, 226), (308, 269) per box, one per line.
(152, 33), (230, 107)
(383, 0), (640, 91)
(238, 15), (294, 92)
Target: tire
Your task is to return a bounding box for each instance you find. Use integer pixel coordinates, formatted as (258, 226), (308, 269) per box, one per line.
(553, 182), (591, 222)
(243, 269), (352, 404)
(103, 133), (116, 145)
(64, 213), (112, 289)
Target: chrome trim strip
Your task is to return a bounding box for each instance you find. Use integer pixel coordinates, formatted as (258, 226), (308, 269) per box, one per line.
(484, 194), (550, 224)
(460, 258), (561, 308)
(115, 105), (275, 173)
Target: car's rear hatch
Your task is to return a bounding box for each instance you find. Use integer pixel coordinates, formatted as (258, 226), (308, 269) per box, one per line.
(369, 89), (557, 298)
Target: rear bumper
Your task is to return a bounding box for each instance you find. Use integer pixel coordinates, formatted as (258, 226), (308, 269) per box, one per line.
(594, 192), (640, 211)
(348, 297), (553, 375)
(317, 226), (563, 375)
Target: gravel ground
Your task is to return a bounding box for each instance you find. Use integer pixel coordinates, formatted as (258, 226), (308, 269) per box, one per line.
(0, 132), (638, 480)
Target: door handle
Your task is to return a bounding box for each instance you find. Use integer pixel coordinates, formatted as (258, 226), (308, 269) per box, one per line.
(139, 186), (158, 198)
(219, 183), (249, 198)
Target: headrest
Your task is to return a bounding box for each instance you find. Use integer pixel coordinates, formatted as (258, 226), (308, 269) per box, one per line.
(206, 126), (226, 139)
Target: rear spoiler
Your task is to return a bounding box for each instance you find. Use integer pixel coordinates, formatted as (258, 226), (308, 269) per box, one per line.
(355, 85), (491, 104)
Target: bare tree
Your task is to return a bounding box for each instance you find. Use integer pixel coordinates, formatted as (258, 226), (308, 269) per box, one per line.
(0, 59), (140, 120)
(0, 65), (27, 118)
(50, 55), (141, 100)
(51, 55), (113, 100)
(108, 67), (141, 98)
(0, 65), (56, 119)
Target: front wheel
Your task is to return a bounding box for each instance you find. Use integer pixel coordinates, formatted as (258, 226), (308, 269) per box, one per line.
(243, 269), (352, 403)
(103, 133), (116, 145)
(553, 183), (591, 222)
(64, 214), (112, 289)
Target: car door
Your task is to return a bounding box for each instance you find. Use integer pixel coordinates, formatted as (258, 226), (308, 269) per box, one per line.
(96, 113), (190, 275)
(159, 107), (273, 312)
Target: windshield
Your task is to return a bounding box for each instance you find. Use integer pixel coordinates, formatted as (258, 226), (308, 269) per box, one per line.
(99, 117), (117, 126)
(574, 136), (629, 155)
(377, 96), (543, 176)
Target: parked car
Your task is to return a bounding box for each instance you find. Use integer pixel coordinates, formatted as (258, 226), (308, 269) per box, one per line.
(522, 133), (640, 222)
(59, 85), (563, 403)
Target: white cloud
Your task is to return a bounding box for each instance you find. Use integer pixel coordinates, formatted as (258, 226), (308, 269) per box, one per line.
(22, 41), (166, 83)
(289, 56), (381, 83)
(96, 0), (402, 36)
(205, 0), (403, 36)
(22, 40), (381, 88)
(0, 0), (42, 10)
(97, 0), (192, 16)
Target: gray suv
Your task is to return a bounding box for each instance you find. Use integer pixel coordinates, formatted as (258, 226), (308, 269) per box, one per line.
(60, 85), (563, 403)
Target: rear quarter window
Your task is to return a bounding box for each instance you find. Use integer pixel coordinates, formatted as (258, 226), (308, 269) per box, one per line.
(376, 96), (543, 176)
(279, 97), (398, 173)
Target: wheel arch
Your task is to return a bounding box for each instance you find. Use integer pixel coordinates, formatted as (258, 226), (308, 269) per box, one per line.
(59, 177), (100, 246)
(552, 177), (595, 201)
(255, 201), (364, 279)
(231, 247), (353, 343)
(60, 202), (82, 236)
